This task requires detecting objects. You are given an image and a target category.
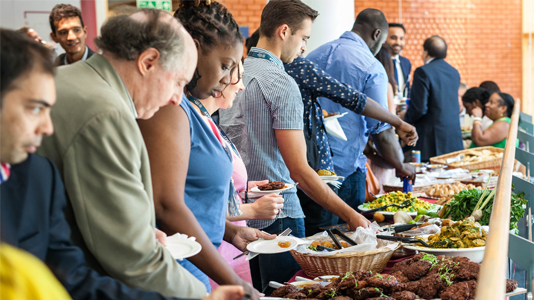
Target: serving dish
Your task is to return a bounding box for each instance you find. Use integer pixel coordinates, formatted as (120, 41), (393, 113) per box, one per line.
(402, 246), (485, 263)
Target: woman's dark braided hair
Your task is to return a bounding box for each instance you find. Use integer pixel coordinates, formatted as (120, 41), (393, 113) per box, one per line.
(174, 0), (243, 91)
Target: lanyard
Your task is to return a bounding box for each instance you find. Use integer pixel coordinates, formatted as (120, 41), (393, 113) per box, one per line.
(248, 50), (281, 67)
(187, 95), (241, 159)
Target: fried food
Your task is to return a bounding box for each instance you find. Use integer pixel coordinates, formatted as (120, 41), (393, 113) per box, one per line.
(322, 109), (339, 118)
(317, 169), (337, 176)
(365, 274), (398, 294)
(506, 279), (519, 293)
(271, 285), (299, 297)
(440, 281), (470, 300)
(390, 291), (417, 300)
(258, 181), (286, 190)
(402, 260), (432, 281)
(284, 292), (307, 299)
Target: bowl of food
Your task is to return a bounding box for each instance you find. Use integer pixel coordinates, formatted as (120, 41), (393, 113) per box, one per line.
(409, 162), (426, 173)
(402, 220), (487, 263)
(426, 164), (446, 173)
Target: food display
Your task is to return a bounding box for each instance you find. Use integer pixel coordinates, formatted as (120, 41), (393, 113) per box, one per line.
(317, 169), (337, 176)
(422, 220), (487, 249)
(363, 192), (437, 213)
(272, 253), (518, 300)
(448, 149), (503, 167)
(257, 181), (286, 190)
(440, 188), (527, 233)
(425, 182), (476, 198)
(322, 109), (339, 118)
(308, 240), (349, 251)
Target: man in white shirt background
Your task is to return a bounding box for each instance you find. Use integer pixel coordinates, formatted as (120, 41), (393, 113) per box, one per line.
(386, 23), (411, 98)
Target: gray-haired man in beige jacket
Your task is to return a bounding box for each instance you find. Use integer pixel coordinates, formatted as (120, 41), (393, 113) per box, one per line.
(37, 9), (209, 298)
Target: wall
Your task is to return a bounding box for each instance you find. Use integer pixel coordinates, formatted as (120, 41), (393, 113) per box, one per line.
(523, 0), (534, 117)
(0, 0), (102, 53)
(222, 0), (523, 103)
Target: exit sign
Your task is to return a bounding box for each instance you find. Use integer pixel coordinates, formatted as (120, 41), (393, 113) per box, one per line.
(137, 0), (172, 11)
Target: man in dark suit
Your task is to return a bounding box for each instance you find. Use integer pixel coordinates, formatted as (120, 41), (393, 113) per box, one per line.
(403, 36), (463, 161)
(0, 28), (244, 300)
(49, 4), (95, 66)
(386, 23), (411, 97)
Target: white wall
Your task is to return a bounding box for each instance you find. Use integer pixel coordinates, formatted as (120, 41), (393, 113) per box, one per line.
(301, 0), (354, 56)
(0, 0), (81, 54)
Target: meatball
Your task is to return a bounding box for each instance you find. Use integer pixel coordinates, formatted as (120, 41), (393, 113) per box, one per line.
(404, 281), (420, 293)
(365, 298), (395, 300)
(308, 287), (329, 298)
(353, 270), (375, 281)
(331, 297), (352, 300)
(284, 292), (307, 299)
(403, 260), (432, 281)
(417, 273), (443, 299)
(348, 287), (381, 300)
(302, 284), (323, 296)
(465, 280), (477, 299)
(365, 274), (399, 293)
(390, 290), (417, 300)
(271, 285), (300, 297)
(453, 262), (480, 280)
(506, 279), (519, 293)
(391, 271), (409, 283)
(316, 288), (338, 300)
(440, 282), (470, 300)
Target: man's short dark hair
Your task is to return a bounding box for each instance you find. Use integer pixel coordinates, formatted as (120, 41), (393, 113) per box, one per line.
(95, 8), (186, 71)
(353, 8), (388, 32)
(1, 29), (54, 104)
(423, 35), (447, 59)
(259, 0), (318, 39)
(49, 4), (85, 34)
(389, 23), (405, 33)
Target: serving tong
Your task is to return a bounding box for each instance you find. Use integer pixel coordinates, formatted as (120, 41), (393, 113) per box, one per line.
(326, 228), (357, 249)
(364, 200), (412, 214)
(376, 235), (430, 247)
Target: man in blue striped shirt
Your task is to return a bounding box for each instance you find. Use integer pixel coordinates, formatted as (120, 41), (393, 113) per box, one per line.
(220, 0), (372, 293)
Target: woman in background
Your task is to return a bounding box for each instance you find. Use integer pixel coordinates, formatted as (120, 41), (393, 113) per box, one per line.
(469, 92), (517, 149)
(375, 43), (397, 114)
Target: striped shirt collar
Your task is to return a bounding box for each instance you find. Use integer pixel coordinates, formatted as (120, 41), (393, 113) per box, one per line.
(248, 47), (284, 70)
(0, 163), (10, 184)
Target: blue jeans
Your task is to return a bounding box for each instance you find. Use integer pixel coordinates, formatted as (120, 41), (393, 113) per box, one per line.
(338, 169), (366, 215)
(249, 218), (305, 295)
(178, 258), (211, 292)
(298, 185), (339, 236)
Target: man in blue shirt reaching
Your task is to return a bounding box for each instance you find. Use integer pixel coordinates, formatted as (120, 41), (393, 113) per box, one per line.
(307, 8), (417, 211)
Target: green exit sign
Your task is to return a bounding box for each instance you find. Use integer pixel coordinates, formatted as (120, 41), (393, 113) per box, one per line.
(137, 0), (172, 11)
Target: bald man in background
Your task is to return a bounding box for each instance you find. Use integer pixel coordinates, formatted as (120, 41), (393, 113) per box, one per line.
(403, 36), (463, 161)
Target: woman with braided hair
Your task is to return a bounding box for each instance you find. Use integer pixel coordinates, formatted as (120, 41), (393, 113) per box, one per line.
(138, 1), (274, 298)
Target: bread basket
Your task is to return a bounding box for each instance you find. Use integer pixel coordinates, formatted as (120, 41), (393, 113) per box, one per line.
(289, 243), (400, 277)
(429, 146), (503, 171)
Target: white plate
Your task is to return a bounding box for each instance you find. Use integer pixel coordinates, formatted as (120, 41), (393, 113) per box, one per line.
(358, 204), (441, 216)
(323, 112), (348, 121)
(319, 175), (344, 181)
(250, 183), (295, 194)
(402, 245), (485, 263)
(246, 236), (300, 254)
(165, 239), (202, 260)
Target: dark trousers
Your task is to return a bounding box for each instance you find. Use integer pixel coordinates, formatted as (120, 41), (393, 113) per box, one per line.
(337, 169), (366, 216)
(249, 218), (305, 295)
(298, 184), (339, 237)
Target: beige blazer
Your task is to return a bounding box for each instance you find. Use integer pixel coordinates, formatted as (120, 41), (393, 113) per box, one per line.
(37, 54), (207, 298)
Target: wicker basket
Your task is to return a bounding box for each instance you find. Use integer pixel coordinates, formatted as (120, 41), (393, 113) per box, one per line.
(429, 146), (503, 171)
(289, 243), (400, 278)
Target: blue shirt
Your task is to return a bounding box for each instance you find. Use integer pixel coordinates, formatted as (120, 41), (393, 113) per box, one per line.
(219, 47), (306, 229)
(285, 57), (367, 172)
(306, 31), (391, 178)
